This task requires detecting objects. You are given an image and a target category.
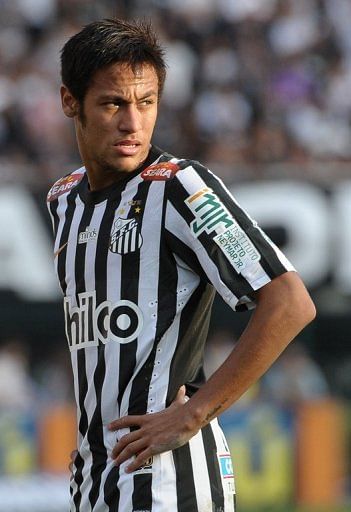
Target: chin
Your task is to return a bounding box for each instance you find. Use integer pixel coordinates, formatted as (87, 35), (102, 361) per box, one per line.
(117, 154), (147, 172)
(105, 159), (138, 174)
(117, 160), (140, 173)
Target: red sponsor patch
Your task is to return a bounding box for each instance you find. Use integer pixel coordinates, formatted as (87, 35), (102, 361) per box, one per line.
(141, 162), (180, 181)
(47, 173), (84, 202)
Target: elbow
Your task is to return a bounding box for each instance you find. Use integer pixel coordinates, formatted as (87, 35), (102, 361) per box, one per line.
(267, 271), (317, 331)
(298, 293), (316, 328)
(286, 274), (316, 330)
(256, 271), (316, 334)
(278, 285), (316, 343)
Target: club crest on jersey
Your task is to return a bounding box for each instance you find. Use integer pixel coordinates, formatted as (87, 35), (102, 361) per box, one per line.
(109, 217), (143, 254)
(141, 162), (180, 181)
(47, 173), (84, 202)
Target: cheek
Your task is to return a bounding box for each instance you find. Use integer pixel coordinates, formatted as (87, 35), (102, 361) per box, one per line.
(84, 122), (109, 144)
(145, 112), (158, 134)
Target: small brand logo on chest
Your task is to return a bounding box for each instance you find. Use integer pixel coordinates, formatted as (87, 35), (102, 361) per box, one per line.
(78, 226), (97, 244)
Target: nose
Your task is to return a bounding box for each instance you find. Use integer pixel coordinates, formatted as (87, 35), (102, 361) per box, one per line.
(118, 104), (142, 133)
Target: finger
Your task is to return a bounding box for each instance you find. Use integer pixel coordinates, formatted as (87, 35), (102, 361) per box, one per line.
(125, 448), (154, 473)
(111, 430), (141, 459)
(114, 439), (149, 467)
(70, 449), (78, 462)
(69, 449), (78, 473)
(108, 415), (143, 431)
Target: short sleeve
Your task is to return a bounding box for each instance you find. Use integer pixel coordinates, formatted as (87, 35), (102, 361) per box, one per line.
(165, 161), (295, 311)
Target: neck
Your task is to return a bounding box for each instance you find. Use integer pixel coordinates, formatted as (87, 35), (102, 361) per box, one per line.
(87, 167), (130, 192)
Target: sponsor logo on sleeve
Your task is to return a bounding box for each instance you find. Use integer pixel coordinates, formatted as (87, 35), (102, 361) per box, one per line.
(141, 162), (180, 181)
(213, 225), (260, 273)
(185, 188), (235, 236)
(185, 187), (260, 273)
(47, 173), (84, 202)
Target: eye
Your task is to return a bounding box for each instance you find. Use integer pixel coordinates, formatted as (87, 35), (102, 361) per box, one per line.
(102, 99), (122, 108)
(139, 99), (154, 106)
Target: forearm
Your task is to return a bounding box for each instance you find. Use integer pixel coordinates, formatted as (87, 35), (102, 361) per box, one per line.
(181, 271), (316, 429)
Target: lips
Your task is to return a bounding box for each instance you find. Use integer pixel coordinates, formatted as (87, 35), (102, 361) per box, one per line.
(113, 140), (141, 156)
(114, 139), (141, 147)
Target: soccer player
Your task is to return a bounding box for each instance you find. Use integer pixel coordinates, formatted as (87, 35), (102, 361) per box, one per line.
(47, 18), (316, 512)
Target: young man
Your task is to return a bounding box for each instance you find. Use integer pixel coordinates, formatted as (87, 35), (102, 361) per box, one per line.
(47, 18), (316, 512)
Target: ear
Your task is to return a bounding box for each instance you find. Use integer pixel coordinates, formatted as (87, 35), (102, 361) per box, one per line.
(60, 85), (79, 118)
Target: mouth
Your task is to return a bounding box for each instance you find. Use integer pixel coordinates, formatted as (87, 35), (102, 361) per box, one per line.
(113, 140), (141, 156)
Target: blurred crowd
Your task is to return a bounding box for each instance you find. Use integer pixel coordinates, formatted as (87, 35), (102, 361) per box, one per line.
(1, 0), (351, 188)
(204, 330), (329, 407)
(0, 329), (330, 425)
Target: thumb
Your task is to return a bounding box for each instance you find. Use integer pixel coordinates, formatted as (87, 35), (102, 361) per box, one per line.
(173, 385), (189, 406)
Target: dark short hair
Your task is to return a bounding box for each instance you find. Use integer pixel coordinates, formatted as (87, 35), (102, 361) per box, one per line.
(60, 18), (167, 103)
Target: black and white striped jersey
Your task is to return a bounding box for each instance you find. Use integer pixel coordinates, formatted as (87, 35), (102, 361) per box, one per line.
(47, 145), (294, 512)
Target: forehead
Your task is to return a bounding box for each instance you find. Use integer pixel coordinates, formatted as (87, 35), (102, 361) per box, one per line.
(89, 62), (159, 94)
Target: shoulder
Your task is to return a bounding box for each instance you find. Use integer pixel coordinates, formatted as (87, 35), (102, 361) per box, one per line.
(172, 158), (213, 185)
(162, 156), (222, 197)
(47, 167), (86, 203)
(140, 146), (212, 185)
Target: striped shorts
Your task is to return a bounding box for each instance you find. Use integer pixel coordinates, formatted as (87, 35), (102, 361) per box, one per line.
(70, 419), (236, 511)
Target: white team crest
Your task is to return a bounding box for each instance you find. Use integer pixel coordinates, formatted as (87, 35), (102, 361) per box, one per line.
(109, 217), (143, 254)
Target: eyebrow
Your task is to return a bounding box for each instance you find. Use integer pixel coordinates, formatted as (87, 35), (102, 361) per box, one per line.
(100, 90), (158, 103)
(138, 90), (158, 100)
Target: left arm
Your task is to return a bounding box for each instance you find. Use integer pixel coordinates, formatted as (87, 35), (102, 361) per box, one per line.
(108, 270), (316, 472)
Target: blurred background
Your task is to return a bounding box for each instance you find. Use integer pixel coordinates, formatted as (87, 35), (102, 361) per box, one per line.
(0, 0), (350, 510)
